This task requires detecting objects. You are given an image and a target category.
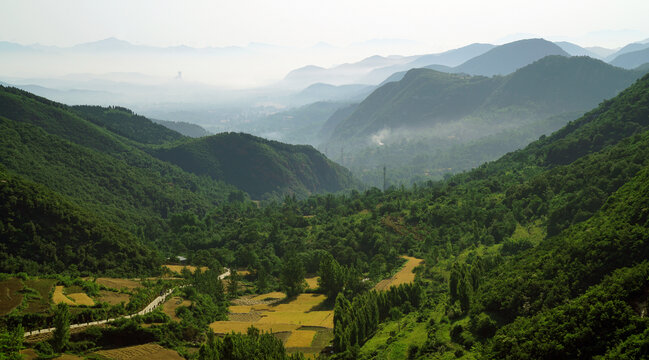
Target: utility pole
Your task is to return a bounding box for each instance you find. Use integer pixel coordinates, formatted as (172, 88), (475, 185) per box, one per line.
(383, 165), (386, 192)
(340, 146), (344, 165)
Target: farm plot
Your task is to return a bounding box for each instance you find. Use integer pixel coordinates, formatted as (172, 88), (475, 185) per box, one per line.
(162, 296), (191, 322)
(95, 277), (142, 290)
(23, 278), (56, 313)
(52, 286), (94, 306)
(94, 343), (183, 360)
(162, 264), (208, 275)
(373, 256), (423, 291)
(97, 290), (130, 305)
(210, 291), (334, 354)
(0, 278), (23, 315)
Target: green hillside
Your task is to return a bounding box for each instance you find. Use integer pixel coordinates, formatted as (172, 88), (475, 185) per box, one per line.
(71, 105), (185, 144)
(154, 132), (357, 199)
(324, 55), (646, 186)
(0, 169), (159, 275)
(0, 87), (236, 233)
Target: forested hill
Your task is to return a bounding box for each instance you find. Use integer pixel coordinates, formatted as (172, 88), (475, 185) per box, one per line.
(453, 38), (569, 76)
(0, 169), (159, 274)
(153, 132), (357, 199)
(328, 55), (644, 145)
(344, 72), (649, 358)
(0, 86), (236, 231)
(71, 105), (186, 144)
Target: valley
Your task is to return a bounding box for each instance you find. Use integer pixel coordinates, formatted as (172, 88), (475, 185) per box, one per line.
(2, 4), (649, 358)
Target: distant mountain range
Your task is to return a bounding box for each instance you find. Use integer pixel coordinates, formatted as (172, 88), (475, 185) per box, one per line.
(319, 55), (648, 186)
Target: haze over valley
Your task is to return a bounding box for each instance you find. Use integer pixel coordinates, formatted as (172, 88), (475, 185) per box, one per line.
(3, 1), (649, 359)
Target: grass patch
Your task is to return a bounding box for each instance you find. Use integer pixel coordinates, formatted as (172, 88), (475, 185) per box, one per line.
(23, 278), (55, 313)
(0, 278), (24, 315)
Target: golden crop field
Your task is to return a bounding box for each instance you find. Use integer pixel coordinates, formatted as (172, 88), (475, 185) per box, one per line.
(162, 264), (208, 275)
(285, 330), (317, 348)
(67, 293), (95, 306)
(0, 278), (23, 315)
(373, 256), (423, 291)
(52, 286), (94, 306)
(94, 343), (183, 360)
(211, 290), (334, 354)
(52, 286), (75, 305)
(95, 277), (142, 290)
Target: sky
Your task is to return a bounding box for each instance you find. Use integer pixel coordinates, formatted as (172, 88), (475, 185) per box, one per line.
(1, 0), (649, 87)
(2, 0), (649, 50)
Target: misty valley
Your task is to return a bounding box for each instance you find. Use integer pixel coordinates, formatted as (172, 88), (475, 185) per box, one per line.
(2, 10), (649, 360)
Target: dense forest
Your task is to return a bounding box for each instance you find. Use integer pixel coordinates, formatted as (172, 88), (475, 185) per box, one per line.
(2, 72), (649, 358)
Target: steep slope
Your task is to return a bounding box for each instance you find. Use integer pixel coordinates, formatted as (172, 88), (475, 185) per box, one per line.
(332, 69), (500, 141)
(71, 105), (185, 144)
(361, 43), (495, 84)
(605, 41), (649, 62)
(610, 46), (649, 69)
(0, 169), (159, 275)
(150, 118), (211, 138)
(324, 56), (646, 187)
(454, 38), (569, 76)
(330, 56), (642, 145)
(354, 73), (649, 359)
(154, 132), (357, 199)
(0, 86), (236, 231)
(554, 41), (599, 57)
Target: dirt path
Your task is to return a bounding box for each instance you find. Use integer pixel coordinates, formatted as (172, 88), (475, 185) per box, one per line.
(23, 268), (230, 338)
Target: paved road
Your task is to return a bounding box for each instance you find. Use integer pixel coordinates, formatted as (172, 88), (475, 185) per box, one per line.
(23, 268), (230, 338)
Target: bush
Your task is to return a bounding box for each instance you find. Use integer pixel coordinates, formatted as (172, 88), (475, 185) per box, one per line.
(34, 341), (54, 357)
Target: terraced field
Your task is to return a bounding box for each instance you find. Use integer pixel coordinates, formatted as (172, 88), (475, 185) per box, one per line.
(94, 343), (183, 360)
(95, 277), (142, 290)
(210, 291), (334, 356)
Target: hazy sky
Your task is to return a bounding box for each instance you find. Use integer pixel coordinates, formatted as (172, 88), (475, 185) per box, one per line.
(2, 0), (649, 50)
(2, 0), (649, 88)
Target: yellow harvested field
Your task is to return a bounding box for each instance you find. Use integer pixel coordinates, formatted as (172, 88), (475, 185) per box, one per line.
(95, 278), (142, 290)
(94, 343), (183, 360)
(374, 256), (423, 291)
(210, 321), (300, 334)
(305, 277), (319, 289)
(211, 292), (333, 337)
(52, 286), (75, 305)
(97, 290), (130, 305)
(53, 355), (84, 360)
(285, 330), (317, 348)
(67, 293), (94, 306)
(53, 286), (95, 306)
(163, 296), (191, 322)
(236, 269), (251, 277)
(162, 265), (208, 274)
(250, 291), (285, 302)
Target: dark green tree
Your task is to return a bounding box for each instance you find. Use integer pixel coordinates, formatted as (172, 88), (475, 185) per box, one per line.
(280, 253), (306, 297)
(52, 303), (70, 353)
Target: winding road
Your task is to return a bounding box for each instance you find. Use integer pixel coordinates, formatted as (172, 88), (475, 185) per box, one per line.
(23, 268), (230, 338)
